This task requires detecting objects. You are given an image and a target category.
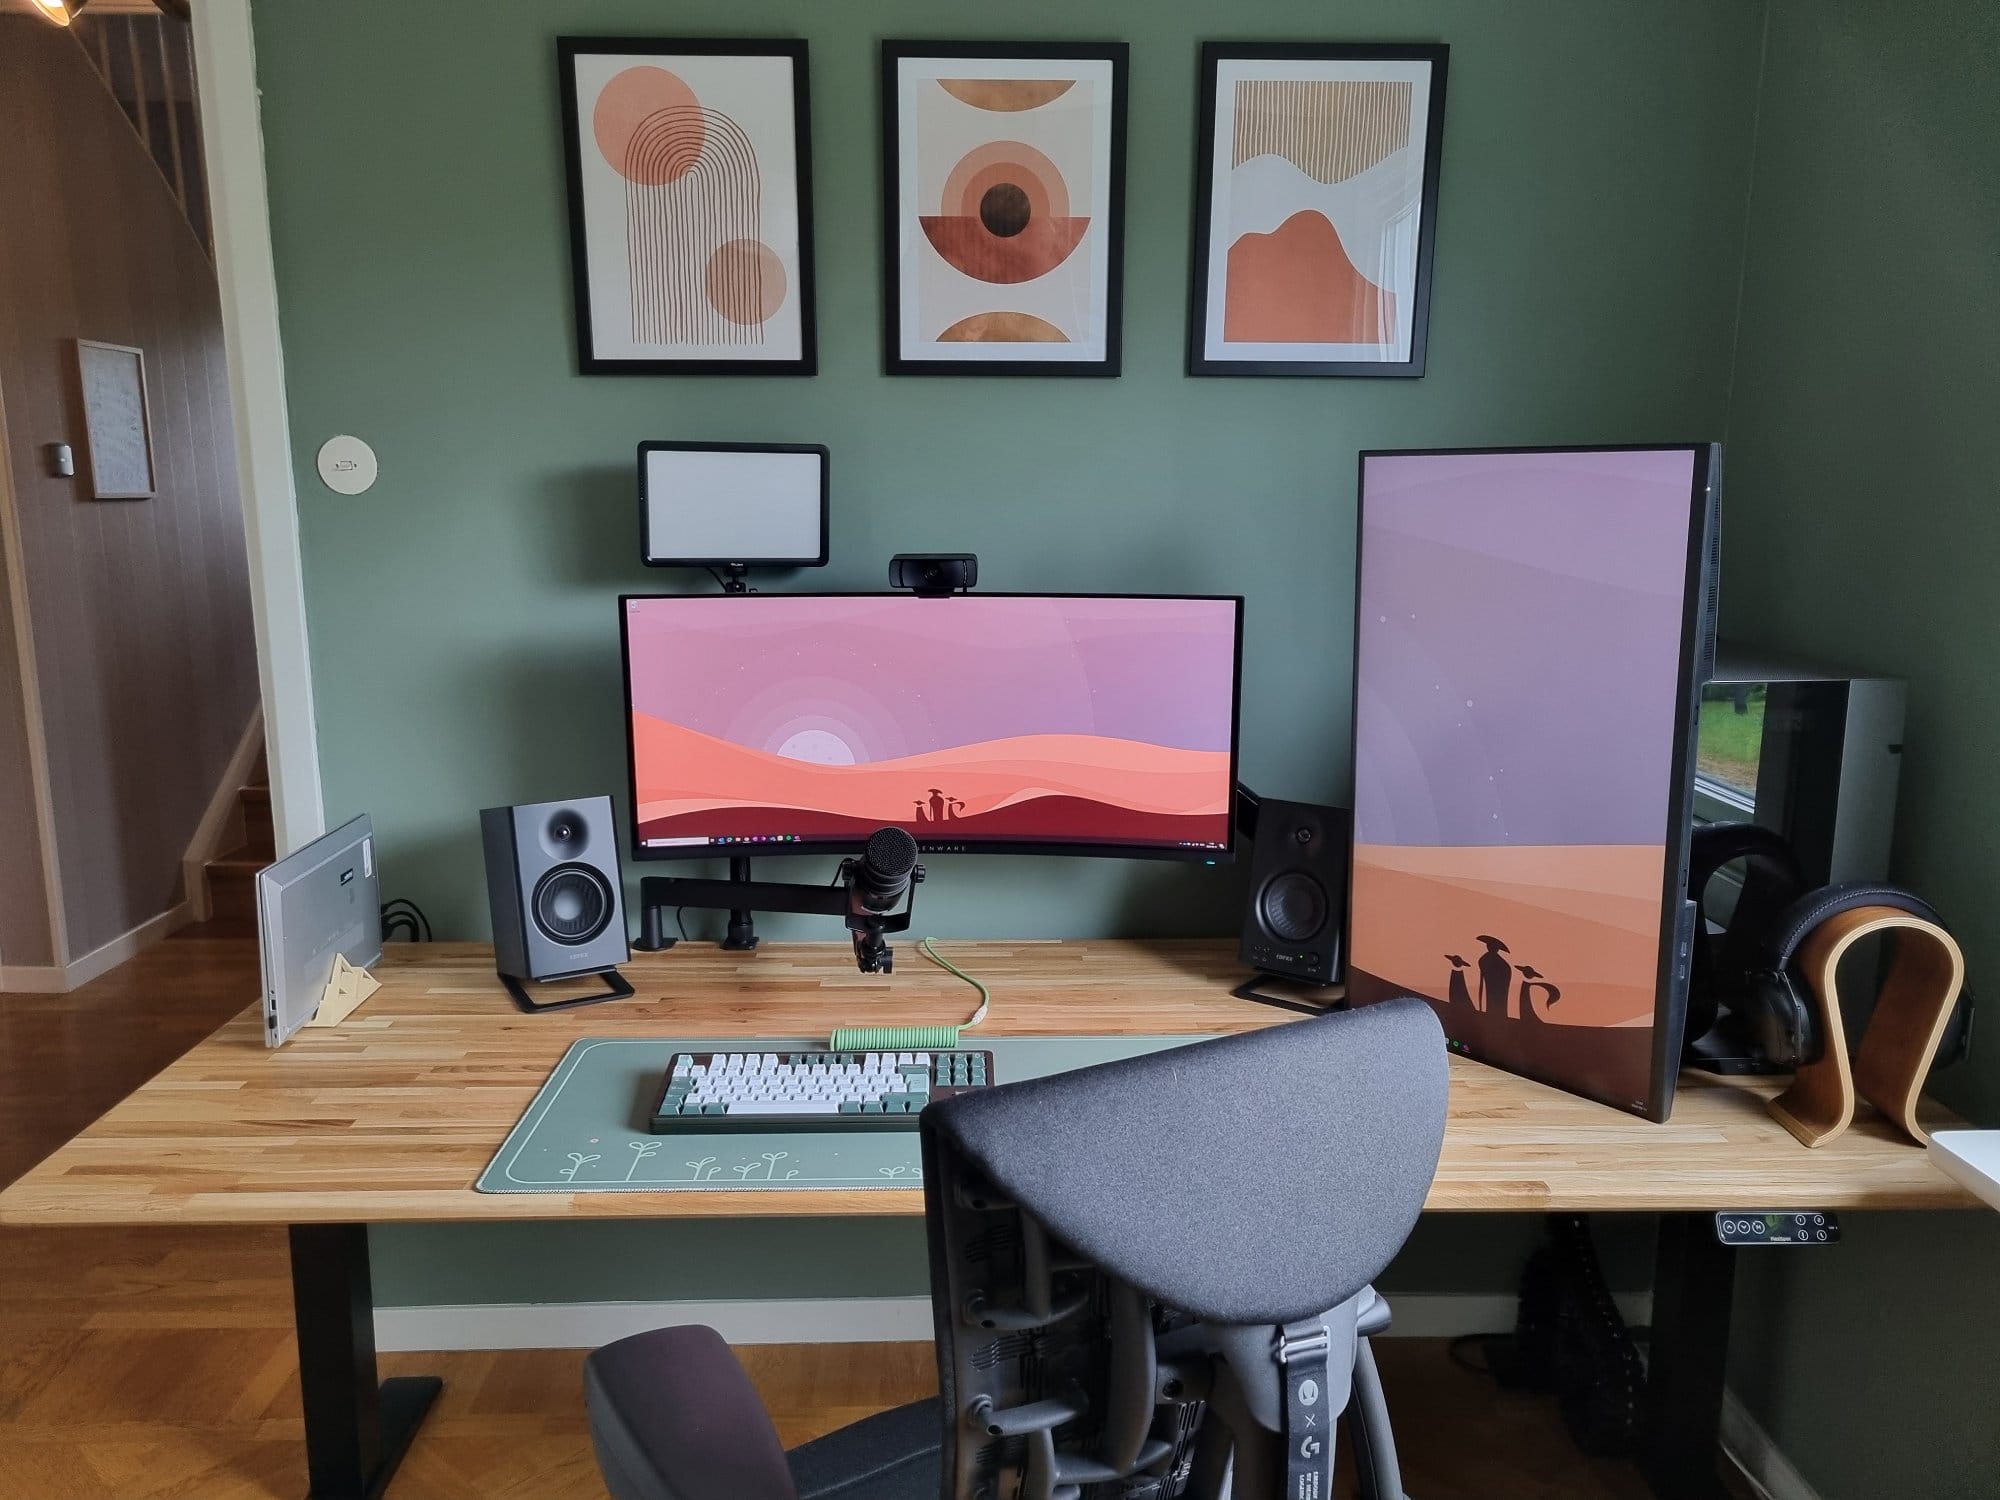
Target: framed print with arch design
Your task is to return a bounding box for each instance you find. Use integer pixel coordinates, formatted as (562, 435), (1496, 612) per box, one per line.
(882, 41), (1128, 376)
(1189, 42), (1448, 378)
(558, 37), (817, 375)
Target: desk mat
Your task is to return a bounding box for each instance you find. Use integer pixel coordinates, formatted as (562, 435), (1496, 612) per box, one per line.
(476, 1034), (1207, 1193)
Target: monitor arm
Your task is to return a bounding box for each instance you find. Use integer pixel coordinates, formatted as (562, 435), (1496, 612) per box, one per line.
(634, 856), (924, 973)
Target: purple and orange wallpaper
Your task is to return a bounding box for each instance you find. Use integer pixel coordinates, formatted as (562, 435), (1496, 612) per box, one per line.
(625, 596), (1237, 851)
(1349, 448), (1703, 1112)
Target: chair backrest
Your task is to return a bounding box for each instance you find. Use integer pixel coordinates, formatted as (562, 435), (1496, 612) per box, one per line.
(919, 999), (1448, 1500)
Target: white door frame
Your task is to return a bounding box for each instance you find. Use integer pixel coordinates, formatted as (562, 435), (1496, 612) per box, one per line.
(0, 375), (71, 981)
(190, 0), (325, 855)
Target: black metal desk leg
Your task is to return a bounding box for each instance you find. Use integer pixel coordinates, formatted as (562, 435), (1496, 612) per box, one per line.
(1643, 1212), (1735, 1500)
(289, 1224), (441, 1500)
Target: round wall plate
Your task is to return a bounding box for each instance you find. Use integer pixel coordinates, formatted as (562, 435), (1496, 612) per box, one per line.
(316, 435), (378, 495)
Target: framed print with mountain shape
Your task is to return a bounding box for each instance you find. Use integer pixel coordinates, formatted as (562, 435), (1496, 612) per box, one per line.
(1189, 42), (1447, 378)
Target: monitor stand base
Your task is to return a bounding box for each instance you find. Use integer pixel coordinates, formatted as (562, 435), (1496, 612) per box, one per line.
(636, 857), (769, 952)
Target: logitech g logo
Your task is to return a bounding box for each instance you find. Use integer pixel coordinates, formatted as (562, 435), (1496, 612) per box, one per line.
(1299, 1435), (1322, 1461)
(1298, 1377), (1319, 1407)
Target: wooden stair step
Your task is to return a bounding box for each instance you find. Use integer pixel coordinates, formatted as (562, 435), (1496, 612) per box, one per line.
(236, 785), (274, 860)
(206, 854), (269, 877)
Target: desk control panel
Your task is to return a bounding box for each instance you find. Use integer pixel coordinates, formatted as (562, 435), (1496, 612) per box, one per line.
(1715, 1210), (1841, 1246)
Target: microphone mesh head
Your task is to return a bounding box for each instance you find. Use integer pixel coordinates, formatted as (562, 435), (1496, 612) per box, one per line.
(866, 825), (920, 879)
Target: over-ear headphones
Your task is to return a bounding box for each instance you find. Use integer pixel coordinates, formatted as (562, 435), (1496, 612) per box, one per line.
(1740, 881), (1975, 1071)
(1685, 823), (1809, 1053)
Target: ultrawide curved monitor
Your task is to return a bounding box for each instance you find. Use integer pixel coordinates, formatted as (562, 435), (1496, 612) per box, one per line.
(621, 593), (1242, 861)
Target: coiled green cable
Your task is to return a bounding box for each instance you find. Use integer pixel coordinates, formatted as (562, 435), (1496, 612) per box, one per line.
(829, 937), (990, 1052)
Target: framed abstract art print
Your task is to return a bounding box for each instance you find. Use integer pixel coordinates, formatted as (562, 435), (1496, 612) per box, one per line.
(558, 38), (816, 375)
(882, 41), (1128, 376)
(1189, 42), (1448, 378)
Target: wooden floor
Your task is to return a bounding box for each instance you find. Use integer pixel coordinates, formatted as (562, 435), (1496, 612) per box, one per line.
(0, 939), (1693, 1499)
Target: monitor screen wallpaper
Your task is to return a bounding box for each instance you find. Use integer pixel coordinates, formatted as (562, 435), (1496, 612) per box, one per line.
(1348, 447), (1712, 1117)
(623, 594), (1240, 858)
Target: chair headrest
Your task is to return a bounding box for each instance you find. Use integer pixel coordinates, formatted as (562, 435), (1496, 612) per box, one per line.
(924, 999), (1448, 1325)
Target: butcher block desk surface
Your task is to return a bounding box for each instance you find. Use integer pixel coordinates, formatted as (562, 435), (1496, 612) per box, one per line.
(0, 939), (1973, 1228)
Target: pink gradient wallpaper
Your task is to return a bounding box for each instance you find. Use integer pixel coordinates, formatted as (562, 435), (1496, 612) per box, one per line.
(624, 595), (1238, 850)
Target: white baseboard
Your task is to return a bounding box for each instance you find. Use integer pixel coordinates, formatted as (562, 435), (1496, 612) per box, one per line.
(373, 1289), (1654, 1354)
(0, 902), (189, 993)
(0, 963), (69, 990)
(1721, 1390), (1824, 1500)
(375, 1296), (936, 1352)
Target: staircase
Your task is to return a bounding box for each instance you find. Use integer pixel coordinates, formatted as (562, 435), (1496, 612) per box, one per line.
(69, 7), (210, 254)
(192, 762), (272, 938)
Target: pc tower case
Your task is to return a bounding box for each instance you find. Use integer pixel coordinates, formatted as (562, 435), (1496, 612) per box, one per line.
(1695, 646), (1904, 887)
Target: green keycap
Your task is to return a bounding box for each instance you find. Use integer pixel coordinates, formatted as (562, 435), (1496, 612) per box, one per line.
(861, 1101), (884, 1114)
(839, 1101), (861, 1115)
(703, 1103), (726, 1115)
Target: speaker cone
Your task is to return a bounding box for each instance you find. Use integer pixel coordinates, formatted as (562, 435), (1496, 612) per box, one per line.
(1259, 871), (1328, 943)
(532, 863), (614, 945)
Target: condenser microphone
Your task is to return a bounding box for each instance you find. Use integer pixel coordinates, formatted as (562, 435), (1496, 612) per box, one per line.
(851, 827), (921, 913)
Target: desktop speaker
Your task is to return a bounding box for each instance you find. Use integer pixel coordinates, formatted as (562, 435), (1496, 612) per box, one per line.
(1239, 798), (1350, 987)
(481, 797), (630, 1003)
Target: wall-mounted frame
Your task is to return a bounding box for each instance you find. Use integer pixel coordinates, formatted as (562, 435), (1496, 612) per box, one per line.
(638, 440), (829, 568)
(1188, 42), (1448, 379)
(881, 41), (1128, 376)
(557, 37), (817, 375)
(74, 339), (156, 498)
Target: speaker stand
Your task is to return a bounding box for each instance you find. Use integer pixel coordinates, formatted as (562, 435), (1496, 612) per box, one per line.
(501, 968), (635, 1014)
(1231, 974), (1342, 1017)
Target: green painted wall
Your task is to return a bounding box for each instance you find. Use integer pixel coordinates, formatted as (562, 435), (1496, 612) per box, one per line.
(255, 0), (1761, 942)
(1719, 3), (2000, 1496)
(253, 0), (1757, 1312)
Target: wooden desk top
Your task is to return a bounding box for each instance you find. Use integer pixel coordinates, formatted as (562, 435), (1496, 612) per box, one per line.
(0, 941), (1973, 1227)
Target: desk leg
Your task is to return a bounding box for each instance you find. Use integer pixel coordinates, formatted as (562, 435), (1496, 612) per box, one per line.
(289, 1224), (441, 1500)
(1643, 1213), (1734, 1500)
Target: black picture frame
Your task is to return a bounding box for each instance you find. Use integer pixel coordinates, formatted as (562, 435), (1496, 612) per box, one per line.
(880, 40), (1129, 377)
(1187, 41), (1448, 379)
(557, 37), (818, 376)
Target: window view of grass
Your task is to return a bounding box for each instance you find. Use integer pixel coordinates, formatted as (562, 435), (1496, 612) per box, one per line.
(1697, 683), (1765, 793)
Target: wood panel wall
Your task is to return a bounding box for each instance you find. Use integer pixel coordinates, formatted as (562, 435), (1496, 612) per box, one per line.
(0, 18), (259, 962)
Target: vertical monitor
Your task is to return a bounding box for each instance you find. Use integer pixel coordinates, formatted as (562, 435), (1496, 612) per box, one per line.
(622, 593), (1242, 860)
(1348, 446), (1718, 1119)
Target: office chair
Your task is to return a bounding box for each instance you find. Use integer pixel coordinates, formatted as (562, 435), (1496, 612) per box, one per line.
(585, 999), (1449, 1500)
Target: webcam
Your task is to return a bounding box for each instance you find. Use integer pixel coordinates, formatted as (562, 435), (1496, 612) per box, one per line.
(889, 553), (978, 596)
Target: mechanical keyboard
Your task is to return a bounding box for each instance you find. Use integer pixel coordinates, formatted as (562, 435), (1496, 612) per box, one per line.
(647, 1049), (994, 1135)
